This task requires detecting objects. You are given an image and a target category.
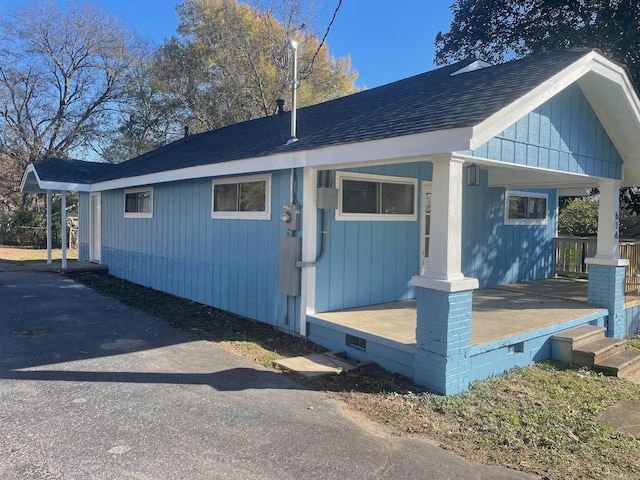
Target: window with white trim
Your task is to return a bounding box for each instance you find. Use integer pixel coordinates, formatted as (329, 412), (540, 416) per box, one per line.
(505, 191), (548, 225)
(124, 187), (153, 218)
(212, 174), (271, 220)
(336, 171), (417, 221)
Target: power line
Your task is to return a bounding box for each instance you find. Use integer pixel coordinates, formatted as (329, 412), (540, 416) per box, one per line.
(301, 0), (343, 79)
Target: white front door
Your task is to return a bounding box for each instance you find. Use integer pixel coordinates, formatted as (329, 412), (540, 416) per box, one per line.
(420, 182), (432, 275)
(90, 193), (101, 263)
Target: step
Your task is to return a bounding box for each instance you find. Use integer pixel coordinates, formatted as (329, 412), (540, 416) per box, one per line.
(551, 325), (606, 363)
(572, 337), (628, 367)
(595, 349), (640, 378)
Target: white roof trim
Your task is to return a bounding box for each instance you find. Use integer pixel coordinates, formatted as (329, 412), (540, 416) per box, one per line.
(21, 163), (92, 193)
(86, 127), (473, 191)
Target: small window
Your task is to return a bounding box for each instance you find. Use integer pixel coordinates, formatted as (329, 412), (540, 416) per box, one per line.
(124, 187), (153, 218)
(212, 174), (271, 220)
(336, 171), (417, 221)
(505, 191), (547, 225)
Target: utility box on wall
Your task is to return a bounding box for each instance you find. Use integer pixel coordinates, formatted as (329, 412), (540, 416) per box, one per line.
(279, 235), (302, 296)
(281, 203), (300, 231)
(317, 187), (338, 210)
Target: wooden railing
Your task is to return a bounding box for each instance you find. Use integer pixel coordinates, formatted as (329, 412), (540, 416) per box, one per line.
(554, 236), (640, 292)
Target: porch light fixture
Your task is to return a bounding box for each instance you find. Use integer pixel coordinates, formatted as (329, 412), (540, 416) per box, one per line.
(466, 163), (481, 187)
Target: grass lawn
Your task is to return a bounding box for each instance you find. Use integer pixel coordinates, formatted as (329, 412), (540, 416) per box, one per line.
(0, 246), (78, 261)
(64, 271), (640, 480)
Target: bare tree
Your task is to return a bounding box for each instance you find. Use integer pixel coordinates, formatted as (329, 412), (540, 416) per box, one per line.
(0, 2), (145, 168)
(0, 2), (145, 244)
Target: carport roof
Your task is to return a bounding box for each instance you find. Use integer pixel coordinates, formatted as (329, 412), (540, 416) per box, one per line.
(21, 48), (640, 192)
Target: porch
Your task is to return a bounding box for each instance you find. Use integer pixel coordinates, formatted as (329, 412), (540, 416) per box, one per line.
(306, 277), (638, 386)
(308, 278), (613, 347)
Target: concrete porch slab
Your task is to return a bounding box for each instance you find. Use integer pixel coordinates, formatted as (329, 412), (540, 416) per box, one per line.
(311, 279), (606, 347)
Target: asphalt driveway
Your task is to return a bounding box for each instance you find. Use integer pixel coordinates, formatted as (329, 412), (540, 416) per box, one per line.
(0, 271), (530, 479)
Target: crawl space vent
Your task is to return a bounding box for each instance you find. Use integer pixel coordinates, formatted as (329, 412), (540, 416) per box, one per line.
(346, 334), (367, 351)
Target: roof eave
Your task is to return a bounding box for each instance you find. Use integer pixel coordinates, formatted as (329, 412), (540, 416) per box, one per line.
(86, 127), (475, 191)
(21, 164), (92, 193)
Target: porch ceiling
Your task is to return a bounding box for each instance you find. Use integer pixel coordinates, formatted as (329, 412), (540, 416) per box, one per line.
(476, 159), (600, 190)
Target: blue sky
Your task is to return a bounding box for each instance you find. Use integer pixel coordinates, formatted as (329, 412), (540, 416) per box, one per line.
(1, 0), (456, 88)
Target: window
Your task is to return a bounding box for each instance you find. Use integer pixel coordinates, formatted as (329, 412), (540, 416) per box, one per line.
(336, 171), (417, 221)
(124, 187), (153, 218)
(505, 191), (548, 225)
(212, 174), (271, 220)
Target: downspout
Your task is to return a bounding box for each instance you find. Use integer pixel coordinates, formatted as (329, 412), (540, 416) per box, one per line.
(297, 170), (330, 268)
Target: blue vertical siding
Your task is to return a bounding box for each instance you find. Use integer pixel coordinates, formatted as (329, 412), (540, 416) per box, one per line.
(461, 171), (556, 287)
(99, 170), (300, 331)
(466, 84), (623, 178)
(316, 162), (556, 312)
(314, 163), (426, 312)
(78, 192), (90, 261)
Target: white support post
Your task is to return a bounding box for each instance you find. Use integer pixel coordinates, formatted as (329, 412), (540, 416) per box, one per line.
(61, 191), (67, 269)
(298, 167), (318, 337)
(46, 190), (52, 264)
(412, 155), (478, 292)
(595, 179), (620, 261)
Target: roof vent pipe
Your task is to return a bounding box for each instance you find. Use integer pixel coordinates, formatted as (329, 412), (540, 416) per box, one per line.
(276, 98), (285, 115)
(184, 125), (189, 142)
(287, 39), (298, 144)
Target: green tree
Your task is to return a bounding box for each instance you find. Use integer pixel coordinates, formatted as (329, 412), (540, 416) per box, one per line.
(558, 198), (599, 236)
(434, 0), (640, 88)
(154, 0), (358, 133)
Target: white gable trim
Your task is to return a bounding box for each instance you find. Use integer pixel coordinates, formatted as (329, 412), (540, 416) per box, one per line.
(470, 51), (640, 164)
(21, 164), (92, 193)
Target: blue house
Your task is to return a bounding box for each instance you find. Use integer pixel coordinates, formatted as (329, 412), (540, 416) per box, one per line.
(21, 48), (640, 394)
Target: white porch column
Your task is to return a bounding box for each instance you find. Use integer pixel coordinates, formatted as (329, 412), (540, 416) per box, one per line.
(61, 191), (67, 269)
(585, 179), (628, 338)
(594, 179), (622, 262)
(46, 190), (52, 264)
(413, 155), (478, 292)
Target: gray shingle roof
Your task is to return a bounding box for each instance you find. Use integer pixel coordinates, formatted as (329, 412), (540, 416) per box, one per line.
(30, 48), (595, 186)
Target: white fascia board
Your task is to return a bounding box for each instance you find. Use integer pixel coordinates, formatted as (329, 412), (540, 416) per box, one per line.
(89, 127), (473, 191)
(20, 165), (40, 193)
(20, 164), (92, 193)
(39, 181), (91, 192)
(469, 54), (595, 151)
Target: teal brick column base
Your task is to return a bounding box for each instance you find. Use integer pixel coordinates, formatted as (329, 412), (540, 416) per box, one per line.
(587, 262), (627, 339)
(413, 285), (473, 395)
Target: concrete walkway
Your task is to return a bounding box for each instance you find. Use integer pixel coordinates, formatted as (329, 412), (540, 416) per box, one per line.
(0, 258), (107, 273)
(0, 271), (530, 480)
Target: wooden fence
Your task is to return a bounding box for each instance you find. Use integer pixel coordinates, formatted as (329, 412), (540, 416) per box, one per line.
(554, 236), (640, 292)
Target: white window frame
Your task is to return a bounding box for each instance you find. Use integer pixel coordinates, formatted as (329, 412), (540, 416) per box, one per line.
(124, 187), (153, 219)
(335, 171), (418, 221)
(211, 174), (271, 220)
(504, 190), (548, 226)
